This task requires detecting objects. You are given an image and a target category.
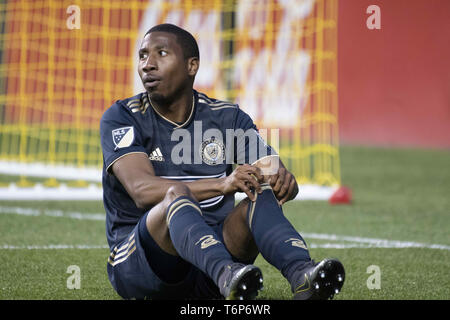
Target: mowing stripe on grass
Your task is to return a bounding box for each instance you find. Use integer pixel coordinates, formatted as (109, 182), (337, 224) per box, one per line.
(1, 206), (449, 251)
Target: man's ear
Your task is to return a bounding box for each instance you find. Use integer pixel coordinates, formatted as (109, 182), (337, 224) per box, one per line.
(187, 57), (199, 77)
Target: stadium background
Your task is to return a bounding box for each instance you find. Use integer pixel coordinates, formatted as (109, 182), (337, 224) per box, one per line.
(1, 0), (448, 195)
(0, 0), (449, 301)
(0, 0), (341, 197)
(1, 0), (448, 200)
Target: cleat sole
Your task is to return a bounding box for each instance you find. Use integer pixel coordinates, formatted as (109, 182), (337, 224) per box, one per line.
(226, 265), (263, 300)
(311, 259), (345, 300)
(293, 258), (345, 300)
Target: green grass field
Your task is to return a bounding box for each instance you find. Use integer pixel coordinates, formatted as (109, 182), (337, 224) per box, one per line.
(0, 146), (449, 300)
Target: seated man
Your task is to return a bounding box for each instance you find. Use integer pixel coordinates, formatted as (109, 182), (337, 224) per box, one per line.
(100, 23), (345, 300)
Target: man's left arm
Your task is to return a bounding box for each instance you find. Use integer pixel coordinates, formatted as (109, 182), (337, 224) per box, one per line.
(233, 107), (299, 204)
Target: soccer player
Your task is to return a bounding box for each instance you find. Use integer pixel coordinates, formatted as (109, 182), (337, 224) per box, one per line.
(100, 23), (345, 300)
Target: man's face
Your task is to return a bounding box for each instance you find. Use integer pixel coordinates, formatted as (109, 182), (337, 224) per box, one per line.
(138, 31), (196, 102)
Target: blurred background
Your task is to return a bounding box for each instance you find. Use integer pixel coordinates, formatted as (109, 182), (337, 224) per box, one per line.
(0, 0), (448, 196)
(339, 0), (449, 149)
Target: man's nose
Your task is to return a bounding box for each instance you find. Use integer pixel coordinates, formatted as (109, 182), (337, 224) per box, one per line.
(142, 55), (157, 72)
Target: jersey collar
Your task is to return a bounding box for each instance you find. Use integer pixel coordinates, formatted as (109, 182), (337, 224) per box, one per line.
(146, 92), (196, 129)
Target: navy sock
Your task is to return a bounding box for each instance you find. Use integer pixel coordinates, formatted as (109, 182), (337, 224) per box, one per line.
(166, 196), (233, 285)
(247, 185), (311, 283)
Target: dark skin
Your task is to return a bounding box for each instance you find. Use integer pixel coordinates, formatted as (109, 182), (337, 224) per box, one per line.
(111, 31), (299, 262)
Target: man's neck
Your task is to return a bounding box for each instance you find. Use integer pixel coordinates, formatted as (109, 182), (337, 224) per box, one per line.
(149, 89), (194, 124)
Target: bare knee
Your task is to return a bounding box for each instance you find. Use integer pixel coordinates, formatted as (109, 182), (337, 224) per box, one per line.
(164, 184), (196, 204)
(145, 186), (194, 255)
(146, 184), (197, 256)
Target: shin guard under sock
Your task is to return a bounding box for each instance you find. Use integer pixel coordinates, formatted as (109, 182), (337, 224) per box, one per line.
(247, 185), (312, 283)
(166, 196), (233, 285)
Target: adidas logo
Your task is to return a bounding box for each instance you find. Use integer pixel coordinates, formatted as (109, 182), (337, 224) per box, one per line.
(149, 147), (164, 161)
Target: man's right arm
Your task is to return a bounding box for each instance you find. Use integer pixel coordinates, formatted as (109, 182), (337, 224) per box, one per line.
(111, 153), (264, 210)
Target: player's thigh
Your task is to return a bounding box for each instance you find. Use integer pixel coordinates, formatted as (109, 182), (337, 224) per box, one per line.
(222, 198), (259, 263)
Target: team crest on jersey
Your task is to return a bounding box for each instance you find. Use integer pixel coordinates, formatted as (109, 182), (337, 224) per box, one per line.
(200, 137), (225, 165)
(112, 126), (134, 150)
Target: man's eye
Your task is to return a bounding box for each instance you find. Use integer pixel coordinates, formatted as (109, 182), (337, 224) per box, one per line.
(139, 53), (148, 59)
(160, 50), (167, 57)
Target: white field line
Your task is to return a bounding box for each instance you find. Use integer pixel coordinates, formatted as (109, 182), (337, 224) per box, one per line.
(0, 206), (449, 251)
(0, 244), (109, 250)
(308, 243), (450, 250)
(0, 184), (336, 201)
(0, 206), (105, 221)
(303, 233), (450, 251)
(0, 161), (101, 181)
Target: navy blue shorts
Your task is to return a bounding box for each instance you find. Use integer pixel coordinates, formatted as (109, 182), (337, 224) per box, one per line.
(107, 212), (228, 300)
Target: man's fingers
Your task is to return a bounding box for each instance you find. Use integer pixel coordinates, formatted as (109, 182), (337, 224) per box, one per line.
(251, 166), (264, 183)
(269, 172), (279, 187)
(240, 164), (264, 183)
(272, 168), (285, 194)
(277, 175), (291, 200)
(238, 181), (256, 201)
(279, 179), (296, 205)
(236, 165), (263, 193)
(243, 172), (262, 194)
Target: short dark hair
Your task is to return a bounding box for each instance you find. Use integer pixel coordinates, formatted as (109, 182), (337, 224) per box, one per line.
(145, 23), (199, 60)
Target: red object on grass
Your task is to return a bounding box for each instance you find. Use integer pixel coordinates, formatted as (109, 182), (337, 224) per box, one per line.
(329, 186), (352, 204)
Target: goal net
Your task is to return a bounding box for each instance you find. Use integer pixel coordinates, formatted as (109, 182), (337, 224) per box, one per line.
(0, 0), (340, 200)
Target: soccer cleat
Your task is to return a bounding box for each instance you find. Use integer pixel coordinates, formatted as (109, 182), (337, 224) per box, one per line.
(291, 258), (345, 300)
(218, 263), (264, 300)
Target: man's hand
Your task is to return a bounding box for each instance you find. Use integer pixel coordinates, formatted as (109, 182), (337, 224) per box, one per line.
(251, 155), (298, 205)
(220, 164), (264, 201)
(268, 166), (299, 205)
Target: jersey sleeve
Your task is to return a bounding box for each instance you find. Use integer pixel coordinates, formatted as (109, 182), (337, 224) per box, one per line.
(100, 102), (148, 173)
(233, 107), (278, 164)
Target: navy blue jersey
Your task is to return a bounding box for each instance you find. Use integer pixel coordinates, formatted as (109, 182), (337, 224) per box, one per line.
(100, 90), (275, 249)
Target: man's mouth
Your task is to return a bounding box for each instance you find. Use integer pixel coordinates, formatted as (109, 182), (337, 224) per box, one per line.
(143, 76), (161, 88)
(145, 80), (160, 88)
